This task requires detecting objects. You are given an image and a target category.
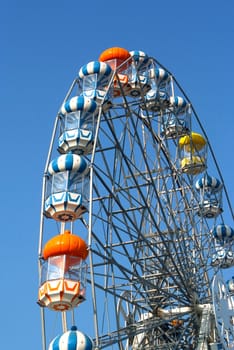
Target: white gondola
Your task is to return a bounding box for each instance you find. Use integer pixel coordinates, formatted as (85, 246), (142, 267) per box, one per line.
(44, 153), (89, 221)
(78, 61), (113, 111)
(58, 96), (98, 155)
(195, 174), (223, 218)
(128, 51), (151, 97)
(161, 96), (191, 138)
(140, 66), (171, 111)
(211, 224), (234, 269)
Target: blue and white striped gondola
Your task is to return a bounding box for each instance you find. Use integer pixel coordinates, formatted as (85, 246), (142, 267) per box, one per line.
(195, 174), (223, 218)
(130, 51), (150, 69)
(160, 96), (190, 138)
(58, 96), (98, 155)
(195, 174), (223, 192)
(161, 115), (190, 138)
(169, 96), (189, 114)
(44, 154), (90, 221)
(149, 67), (170, 87)
(128, 51), (151, 97)
(49, 326), (93, 350)
(78, 61), (113, 110)
(140, 66), (171, 112)
(212, 224), (234, 242)
(142, 89), (170, 112)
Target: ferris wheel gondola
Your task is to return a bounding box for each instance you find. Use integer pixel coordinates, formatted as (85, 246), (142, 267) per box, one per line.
(38, 46), (234, 350)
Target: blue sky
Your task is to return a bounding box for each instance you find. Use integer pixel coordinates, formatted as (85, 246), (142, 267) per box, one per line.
(2, 0), (234, 349)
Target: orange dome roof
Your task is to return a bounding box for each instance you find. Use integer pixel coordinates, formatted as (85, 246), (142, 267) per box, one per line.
(43, 230), (88, 260)
(99, 47), (130, 62)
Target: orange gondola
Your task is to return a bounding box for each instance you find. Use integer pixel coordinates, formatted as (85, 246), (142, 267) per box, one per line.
(38, 231), (88, 311)
(99, 47), (131, 97)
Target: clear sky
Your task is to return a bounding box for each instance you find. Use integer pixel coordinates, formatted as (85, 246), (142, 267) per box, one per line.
(2, 1), (234, 349)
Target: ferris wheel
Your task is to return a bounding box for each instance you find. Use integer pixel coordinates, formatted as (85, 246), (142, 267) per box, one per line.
(38, 47), (234, 350)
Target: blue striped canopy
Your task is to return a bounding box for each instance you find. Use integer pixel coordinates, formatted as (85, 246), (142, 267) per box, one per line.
(149, 67), (169, 85)
(48, 153), (89, 176)
(78, 61), (112, 79)
(212, 224), (234, 241)
(129, 50), (150, 67)
(60, 96), (97, 116)
(195, 174), (222, 192)
(169, 96), (188, 109)
(49, 327), (93, 350)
